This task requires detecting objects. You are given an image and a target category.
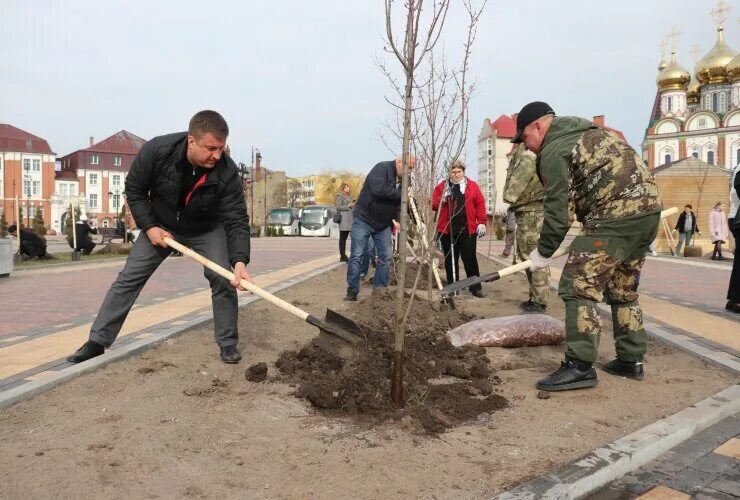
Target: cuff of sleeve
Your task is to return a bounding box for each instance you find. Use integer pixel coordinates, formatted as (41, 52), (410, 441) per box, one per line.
(231, 258), (249, 267)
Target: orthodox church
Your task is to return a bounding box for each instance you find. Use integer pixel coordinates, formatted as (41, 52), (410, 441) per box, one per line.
(642, 17), (740, 170)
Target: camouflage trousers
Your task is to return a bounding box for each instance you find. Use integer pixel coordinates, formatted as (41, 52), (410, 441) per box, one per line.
(515, 210), (549, 306)
(558, 213), (660, 363)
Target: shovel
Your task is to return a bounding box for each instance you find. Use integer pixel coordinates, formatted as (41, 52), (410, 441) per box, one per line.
(440, 206), (679, 296)
(163, 237), (364, 354)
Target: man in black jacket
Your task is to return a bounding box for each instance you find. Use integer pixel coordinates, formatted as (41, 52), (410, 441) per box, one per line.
(67, 110), (252, 364)
(8, 224), (49, 260)
(72, 215), (97, 255)
(344, 155), (415, 301)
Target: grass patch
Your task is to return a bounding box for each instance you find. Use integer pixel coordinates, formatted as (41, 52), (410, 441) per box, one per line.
(16, 251), (126, 268)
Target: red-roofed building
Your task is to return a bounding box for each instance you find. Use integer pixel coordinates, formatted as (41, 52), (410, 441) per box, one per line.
(57, 131), (146, 232)
(477, 114), (627, 217)
(0, 124), (57, 228)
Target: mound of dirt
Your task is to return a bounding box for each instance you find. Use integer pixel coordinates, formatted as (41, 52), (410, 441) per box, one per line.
(389, 261), (436, 289)
(276, 288), (507, 433)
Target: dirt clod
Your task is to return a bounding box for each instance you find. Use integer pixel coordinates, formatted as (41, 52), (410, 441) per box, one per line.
(536, 391), (551, 400)
(245, 362), (268, 382)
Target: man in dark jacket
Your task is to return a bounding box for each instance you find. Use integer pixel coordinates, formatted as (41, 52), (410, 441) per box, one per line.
(513, 101), (662, 391)
(344, 155), (415, 301)
(73, 215), (98, 255)
(8, 224), (48, 260)
(673, 204), (701, 255)
(67, 110), (252, 364)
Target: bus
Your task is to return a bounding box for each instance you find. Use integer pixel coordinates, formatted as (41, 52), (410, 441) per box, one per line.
(299, 205), (338, 237)
(266, 207), (302, 236)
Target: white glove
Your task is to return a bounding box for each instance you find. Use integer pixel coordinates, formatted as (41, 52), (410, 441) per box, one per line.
(528, 248), (552, 270)
(476, 224), (486, 238)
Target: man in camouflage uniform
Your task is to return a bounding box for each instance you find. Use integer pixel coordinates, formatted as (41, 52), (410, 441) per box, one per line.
(503, 143), (549, 312)
(512, 101), (662, 392)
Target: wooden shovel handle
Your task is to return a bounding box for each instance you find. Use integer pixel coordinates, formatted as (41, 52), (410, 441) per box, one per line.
(163, 236), (310, 321)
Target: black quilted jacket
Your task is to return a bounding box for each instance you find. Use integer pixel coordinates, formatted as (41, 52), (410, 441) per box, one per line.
(125, 132), (250, 265)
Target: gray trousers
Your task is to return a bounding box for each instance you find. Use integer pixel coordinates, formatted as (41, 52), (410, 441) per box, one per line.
(89, 225), (238, 348)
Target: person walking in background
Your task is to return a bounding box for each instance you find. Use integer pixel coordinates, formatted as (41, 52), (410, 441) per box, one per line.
(344, 155), (415, 301)
(432, 161), (487, 298)
(501, 208), (516, 257)
(503, 143), (549, 312)
(335, 182), (354, 262)
(727, 165), (740, 313)
(674, 204), (700, 255)
(709, 201), (729, 261)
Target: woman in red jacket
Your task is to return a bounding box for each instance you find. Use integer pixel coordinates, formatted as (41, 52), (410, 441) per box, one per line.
(432, 161), (488, 298)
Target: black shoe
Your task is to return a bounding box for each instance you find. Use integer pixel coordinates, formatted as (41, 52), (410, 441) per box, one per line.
(67, 341), (105, 363)
(471, 289), (485, 298)
(520, 299), (533, 309)
(220, 345), (242, 364)
(343, 287), (358, 301)
(726, 301), (734, 311)
(522, 301), (546, 313)
(340, 255), (349, 262)
(536, 359), (598, 392)
(602, 358), (644, 380)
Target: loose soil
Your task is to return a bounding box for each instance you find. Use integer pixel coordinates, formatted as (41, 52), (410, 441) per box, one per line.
(0, 254), (737, 499)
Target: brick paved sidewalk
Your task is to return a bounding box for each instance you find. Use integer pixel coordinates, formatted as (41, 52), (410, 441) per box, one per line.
(588, 414), (740, 499)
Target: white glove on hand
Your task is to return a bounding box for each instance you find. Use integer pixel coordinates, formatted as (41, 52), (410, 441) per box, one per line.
(528, 248), (552, 270)
(476, 224), (486, 238)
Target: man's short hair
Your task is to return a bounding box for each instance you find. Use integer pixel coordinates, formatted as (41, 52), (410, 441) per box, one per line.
(8, 224), (17, 233)
(685, 204), (692, 209)
(188, 110), (229, 140)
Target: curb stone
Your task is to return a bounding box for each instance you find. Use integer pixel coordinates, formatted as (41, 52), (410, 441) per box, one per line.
(0, 260), (343, 411)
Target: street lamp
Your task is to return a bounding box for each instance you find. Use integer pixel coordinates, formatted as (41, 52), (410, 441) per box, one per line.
(108, 188), (121, 232)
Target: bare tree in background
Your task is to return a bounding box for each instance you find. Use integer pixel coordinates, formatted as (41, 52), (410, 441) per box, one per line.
(287, 179), (305, 208)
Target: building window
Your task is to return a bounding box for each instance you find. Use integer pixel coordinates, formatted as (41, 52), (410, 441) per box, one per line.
(719, 92), (726, 113)
(90, 154), (99, 165)
(112, 175), (121, 187)
(692, 151), (699, 158)
(32, 159), (40, 171)
(89, 173), (98, 185)
(60, 184), (68, 196)
(712, 93), (718, 113)
(102, 220), (109, 228)
(89, 193), (98, 208)
(29, 206), (36, 218)
(24, 180), (31, 197)
(667, 96), (672, 111)
(23, 158), (31, 171)
(707, 150), (715, 165)
(32, 181), (40, 196)
(113, 156), (122, 167)
(664, 154), (671, 165)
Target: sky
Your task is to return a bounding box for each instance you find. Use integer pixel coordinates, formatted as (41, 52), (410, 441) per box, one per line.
(1, 0), (737, 179)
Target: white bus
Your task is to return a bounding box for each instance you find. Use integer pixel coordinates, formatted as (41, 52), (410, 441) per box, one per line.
(267, 207), (301, 236)
(299, 205), (338, 237)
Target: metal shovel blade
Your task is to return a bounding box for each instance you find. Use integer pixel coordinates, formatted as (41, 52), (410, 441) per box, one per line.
(307, 309), (364, 358)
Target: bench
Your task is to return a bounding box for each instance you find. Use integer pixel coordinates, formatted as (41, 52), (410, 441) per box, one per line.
(98, 227), (125, 245)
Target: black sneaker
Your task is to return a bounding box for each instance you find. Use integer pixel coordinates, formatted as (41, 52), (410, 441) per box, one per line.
(536, 359), (598, 392)
(471, 289), (485, 298)
(343, 287), (358, 301)
(602, 358), (644, 380)
(220, 345), (242, 364)
(67, 341), (105, 363)
(522, 301), (546, 313)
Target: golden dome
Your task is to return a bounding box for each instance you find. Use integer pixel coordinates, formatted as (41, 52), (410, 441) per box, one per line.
(728, 52), (740, 82)
(658, 58), (668, 71)
(657, 51), (690, 92)
(696, 27), (737, 84)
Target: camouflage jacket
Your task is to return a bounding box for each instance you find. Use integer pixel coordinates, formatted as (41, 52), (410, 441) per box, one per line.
(536, 116), (662, 257)
(503, 144), (544, 212)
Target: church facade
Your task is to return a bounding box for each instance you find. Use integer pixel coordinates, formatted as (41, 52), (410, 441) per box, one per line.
(642, 25), (740, 170)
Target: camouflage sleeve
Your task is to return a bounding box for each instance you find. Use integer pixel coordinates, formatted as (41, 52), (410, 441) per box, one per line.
(537, 142), (573, 258)
(503, 152), (536, 205)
